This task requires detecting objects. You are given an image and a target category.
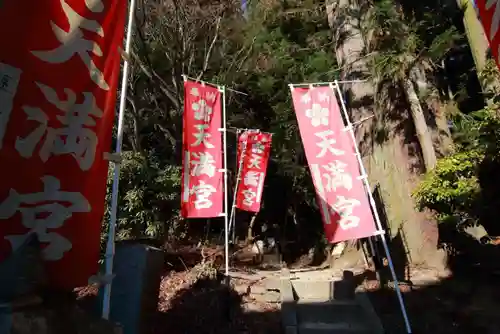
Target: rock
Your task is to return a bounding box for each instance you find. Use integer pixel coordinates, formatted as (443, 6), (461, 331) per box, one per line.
(249, 285), (268, 295)
(232, 284), (250, 295)
(251, 290), (280, 303)
(331, 242), (347, 257)
(244, 303), (263, 312)
(264, 278), (280, 291)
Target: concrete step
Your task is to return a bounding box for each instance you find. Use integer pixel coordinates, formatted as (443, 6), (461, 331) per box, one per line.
(290, 277), (356, 300)
(291, 280), (334, 300)
(298, 321), (371, 334)
(279, 273), (383, 334)
(295, 300), (370, 326)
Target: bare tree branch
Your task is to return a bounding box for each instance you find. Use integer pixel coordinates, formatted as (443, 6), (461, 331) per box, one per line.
(197, 16), (222, 80)
(123, 48), (180, 109)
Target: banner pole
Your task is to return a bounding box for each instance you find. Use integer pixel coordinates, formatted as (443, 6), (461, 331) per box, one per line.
(332, 80), (412, 333)
(182, 74), (248, 96)
(220, 85), (230, 279)
(102, 0), (137, 320)
(290, 79), (368, 87)
(230, 129), (240, 242)
(231, 130), (238, 244)
(229, 130), (247, 243)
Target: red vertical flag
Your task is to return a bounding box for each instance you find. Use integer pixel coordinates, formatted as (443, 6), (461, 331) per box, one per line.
(476, 0), (500, 69)
(0, 0), (127, 289)
(235, 131), (272, 212)
(181, 80), (224, 218)
(290, 85), (377, 243)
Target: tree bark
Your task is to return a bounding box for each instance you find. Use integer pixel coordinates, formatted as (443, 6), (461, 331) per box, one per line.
(403, 78), (437, 170)
(327, 0), (447, 269)
(247, 214), (258, 242)
(411, 64), (453, 157)
(457, 0), (490, 73)
(456, 0), (500, 97)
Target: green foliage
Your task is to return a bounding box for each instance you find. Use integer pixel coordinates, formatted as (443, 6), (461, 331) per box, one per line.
(450, 105), (500, 153)
(102, 0), (339, 244)
(368, 0), (462, 85)
(414, 106), (500, 223)
(225, 0), (339, 229)
(413, 150), (483, 218)
(103, 152), (183, 243)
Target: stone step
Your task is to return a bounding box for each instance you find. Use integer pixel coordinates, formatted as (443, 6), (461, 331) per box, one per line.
(295, 300), (369, 326)
(297, 299), (358, 306)
(290, 276), (356, 300)
(298, 321), (371, 334)
(279, 273), (383, 334)
(291, 280), (334, 300)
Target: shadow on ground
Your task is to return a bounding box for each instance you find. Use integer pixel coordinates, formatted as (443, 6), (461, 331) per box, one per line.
(348, 267), (500, 334)
(150, 275), (282, 334)
(149, 266), (500, 334)
(73, 264), (500, 334)
(73, 238), (500, 334)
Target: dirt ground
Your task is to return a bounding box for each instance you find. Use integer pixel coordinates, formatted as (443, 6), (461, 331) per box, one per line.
(74, 244), (500, 334)
(358, 268), (500, 334)
(76, 244), (283, 334)
(150, 270), (281, 333)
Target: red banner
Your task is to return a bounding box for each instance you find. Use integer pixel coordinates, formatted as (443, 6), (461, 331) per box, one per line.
(0, 0), (126, 289)
(290, 85), (377, 243)
(181, 80), (223, 218)
(476, 0), (500, 69)
(235, 131), (272, 212)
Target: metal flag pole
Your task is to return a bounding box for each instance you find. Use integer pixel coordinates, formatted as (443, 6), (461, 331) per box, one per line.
(219, 85), (230, 278)
(228, 129), (261, 240)
(290, 79), (369, 87)
(332, 80), (412, 334)
(102, 0), (137, 320)
(183, 75), (248, 96)
(229, 129), (247, 243)
(241, 0), (249, 19)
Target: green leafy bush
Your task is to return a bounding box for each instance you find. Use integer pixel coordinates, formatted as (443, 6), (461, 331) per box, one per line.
(102, 151), (183, 244)
(413, 150), (483, 219)
(414, 105), (500, 223)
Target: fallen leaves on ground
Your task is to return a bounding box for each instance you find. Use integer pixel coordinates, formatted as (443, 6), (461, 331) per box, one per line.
(153, 265), (281, 334)
(359, 268), (500, 334)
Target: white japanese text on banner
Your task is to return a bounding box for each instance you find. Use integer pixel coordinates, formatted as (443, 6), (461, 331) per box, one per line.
(290, 85), (378, 243)
(235, 131), (272, 212)
(181, 80), (223, 218)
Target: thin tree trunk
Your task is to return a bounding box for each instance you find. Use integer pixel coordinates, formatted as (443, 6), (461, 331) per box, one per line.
(403, 78), (438, 170)
(411, 65), (453, 157)
(247, 214), (257, 242)
(132, 117), (143, 153)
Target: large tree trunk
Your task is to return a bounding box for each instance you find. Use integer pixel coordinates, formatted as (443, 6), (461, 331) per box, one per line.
(457, 0), (490, 72)
(327, 0), (447, 270)
(402, 78), (437, 170)
(456, 0), (500, 97)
